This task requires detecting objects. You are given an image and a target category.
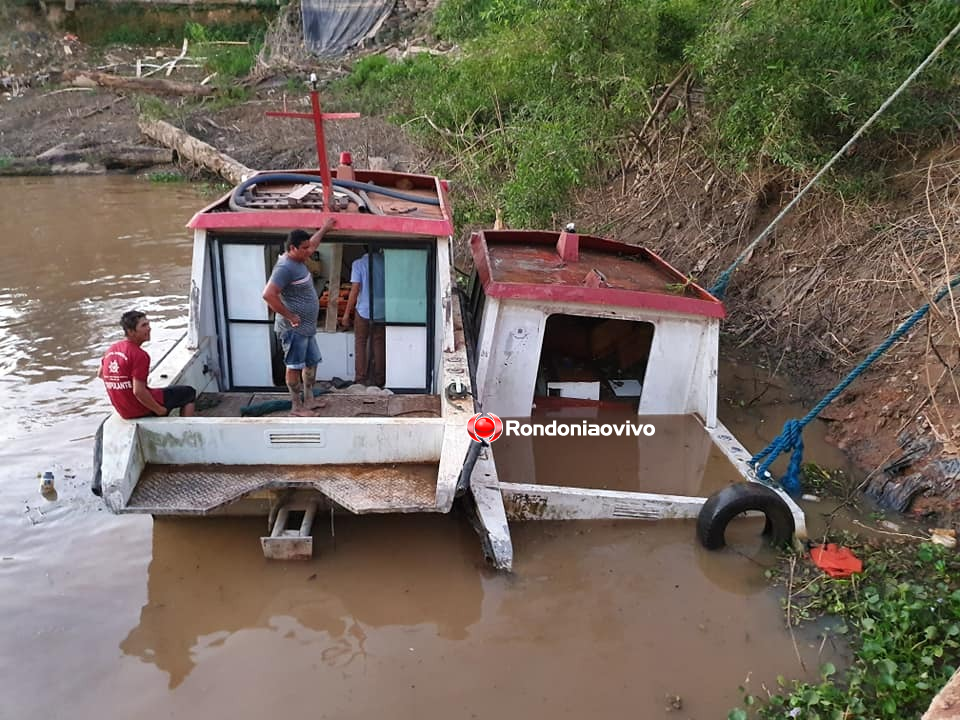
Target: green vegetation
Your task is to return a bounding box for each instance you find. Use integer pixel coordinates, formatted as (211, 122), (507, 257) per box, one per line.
(69, 3), (271, 49)
(184, 21), (263, 80)
(135, 95), (173, 122)
(147, 171), (184, 183)
(691, 0), (960, 173)
(70, 3), (270, 48)
(333, 0), (709, 228)
(0, 156), (12, 170)
(330, 0), (960, 228)
(730, 540), (960, 720)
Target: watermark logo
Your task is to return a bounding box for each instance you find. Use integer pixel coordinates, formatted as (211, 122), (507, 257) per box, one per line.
(467, 412), (504, 443)
(467, 413), (656, 442)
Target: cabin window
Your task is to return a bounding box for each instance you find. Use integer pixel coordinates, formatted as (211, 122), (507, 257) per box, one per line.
(535, 315), (654, 408)
(213, 234), (435, 392)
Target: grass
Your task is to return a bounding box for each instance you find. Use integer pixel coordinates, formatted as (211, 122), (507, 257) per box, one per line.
(329, 0), (710, 229)
(184, 21), (263, 81)
(730, 538), (960, 720)
(689, 0), (960, 173)
(327, 0), (960, 233)
(147, 171), (184, 183)
(72, 3), (271, 49)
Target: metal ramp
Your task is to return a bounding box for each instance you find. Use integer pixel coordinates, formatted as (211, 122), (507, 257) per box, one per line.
(125, 463), (440, 515)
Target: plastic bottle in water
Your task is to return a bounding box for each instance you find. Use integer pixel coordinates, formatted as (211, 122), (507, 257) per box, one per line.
(39, 471), (55, 495)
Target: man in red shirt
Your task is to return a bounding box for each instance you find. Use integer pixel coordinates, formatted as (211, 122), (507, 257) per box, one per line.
(98, 311), (197, 419)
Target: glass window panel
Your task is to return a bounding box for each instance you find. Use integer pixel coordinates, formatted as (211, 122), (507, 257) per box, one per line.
(229, 322), (273, 386)
(223, 244), (269, 320)
(384, 248), (427, 324)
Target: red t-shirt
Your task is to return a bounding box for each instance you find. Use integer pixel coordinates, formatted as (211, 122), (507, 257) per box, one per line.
(100, 340), (164, 419)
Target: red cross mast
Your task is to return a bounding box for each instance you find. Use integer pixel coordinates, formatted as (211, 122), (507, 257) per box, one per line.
(265, 73), (360, 212)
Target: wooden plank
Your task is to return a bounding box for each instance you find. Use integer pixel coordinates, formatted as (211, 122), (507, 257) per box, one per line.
(325, 243), (343, 333)
(288, 183), (318, 201)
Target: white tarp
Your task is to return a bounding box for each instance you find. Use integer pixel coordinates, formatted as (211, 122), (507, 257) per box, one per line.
(301, 0), (395, 56)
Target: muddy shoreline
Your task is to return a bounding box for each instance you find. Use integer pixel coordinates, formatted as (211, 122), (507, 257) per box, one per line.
(4, 4), (958, 521)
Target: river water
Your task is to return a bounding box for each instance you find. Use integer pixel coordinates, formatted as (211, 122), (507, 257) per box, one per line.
(0, 176), (852, 719)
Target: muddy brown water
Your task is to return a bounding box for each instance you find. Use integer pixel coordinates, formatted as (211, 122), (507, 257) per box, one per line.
(1, 176), (854, 719)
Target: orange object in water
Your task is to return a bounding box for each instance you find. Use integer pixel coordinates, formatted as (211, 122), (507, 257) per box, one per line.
(810, 544), (863, 578)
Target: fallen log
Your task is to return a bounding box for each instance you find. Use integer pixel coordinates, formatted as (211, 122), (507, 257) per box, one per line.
(62, 70), (214, 97)
(0, 159), (103, 176)
(0, 160), (54, 176)
(37, 142), (173, 170)
(138, 117), (255, 185)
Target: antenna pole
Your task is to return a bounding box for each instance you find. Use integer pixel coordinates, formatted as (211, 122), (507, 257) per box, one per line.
(264, 73), (360, 214)
(309, 78), (332, 211)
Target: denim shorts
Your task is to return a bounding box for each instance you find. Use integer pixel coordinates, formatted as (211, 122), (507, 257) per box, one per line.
(280, 331), (321, 370)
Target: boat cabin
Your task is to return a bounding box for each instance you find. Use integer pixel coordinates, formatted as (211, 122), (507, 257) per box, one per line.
(189, 166), (451, 396)
(95, 144), (496, 562)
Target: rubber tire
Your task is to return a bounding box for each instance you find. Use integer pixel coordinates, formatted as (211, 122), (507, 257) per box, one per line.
(697, 483), (795, 550)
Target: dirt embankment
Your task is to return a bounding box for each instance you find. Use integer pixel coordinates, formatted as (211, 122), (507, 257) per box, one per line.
(575, 94), (960, 520)
(0, 3), (430, 174)
(4, 4), (959, 520)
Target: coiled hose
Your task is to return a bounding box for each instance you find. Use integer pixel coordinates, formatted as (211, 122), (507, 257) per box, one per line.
(228, 172), (440, 214)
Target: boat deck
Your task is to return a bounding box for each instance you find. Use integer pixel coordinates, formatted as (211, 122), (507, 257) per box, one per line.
(195, 391), (441, 418)
(125, 462), (440, 515)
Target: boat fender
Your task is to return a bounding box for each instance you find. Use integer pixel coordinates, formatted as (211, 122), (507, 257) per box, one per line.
(696, 482), (795, 550)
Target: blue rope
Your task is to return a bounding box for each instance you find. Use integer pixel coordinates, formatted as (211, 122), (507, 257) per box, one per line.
(711, 267), (734, 299)
(751, 274), (960, 494)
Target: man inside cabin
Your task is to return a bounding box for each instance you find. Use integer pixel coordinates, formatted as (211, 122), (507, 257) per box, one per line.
(262, 219), (336, 416)
(341, 248), (386, 387)
(98, 311), (197, 419)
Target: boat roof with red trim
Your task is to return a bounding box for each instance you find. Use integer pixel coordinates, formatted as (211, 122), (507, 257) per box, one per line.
(470, 229), (725, 319)
(187, 168), (454, 238)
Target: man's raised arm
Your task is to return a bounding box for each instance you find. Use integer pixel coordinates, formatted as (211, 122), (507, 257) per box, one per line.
(307, 217), (336, 253)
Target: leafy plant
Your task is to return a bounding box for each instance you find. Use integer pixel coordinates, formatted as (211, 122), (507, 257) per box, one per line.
(731, 540), (960, 719)
(147, 171), (184, 183)
(185, 20), (264, 80)
(689, 0), (960, 173)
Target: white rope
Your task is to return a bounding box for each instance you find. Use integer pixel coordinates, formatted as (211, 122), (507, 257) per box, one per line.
(712, 17), (960, 296)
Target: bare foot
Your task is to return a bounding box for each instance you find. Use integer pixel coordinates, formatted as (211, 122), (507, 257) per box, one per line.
(290, 407), (314, 417)
(306, 399), (328, 410)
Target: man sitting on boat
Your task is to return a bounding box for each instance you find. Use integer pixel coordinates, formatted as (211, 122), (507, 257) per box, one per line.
(97, 311), (197, 419)
(262, 219), (335, 416)
(341, 249), (386, 387)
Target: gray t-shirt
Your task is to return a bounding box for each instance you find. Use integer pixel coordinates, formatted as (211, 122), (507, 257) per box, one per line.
(269, 254), (319, 337)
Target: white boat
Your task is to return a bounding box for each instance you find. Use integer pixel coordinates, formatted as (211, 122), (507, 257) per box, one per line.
(94, 90), (807, 571)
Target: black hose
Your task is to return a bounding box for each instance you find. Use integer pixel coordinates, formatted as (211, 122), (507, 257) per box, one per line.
(229, 173), (441, 211)
(229, 176), (366, 213)
(334, 178), (441, 206)
(456, 439), (486, 497)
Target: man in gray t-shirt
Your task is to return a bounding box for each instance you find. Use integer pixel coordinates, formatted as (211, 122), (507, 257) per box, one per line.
(262, 219), (334, 415)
